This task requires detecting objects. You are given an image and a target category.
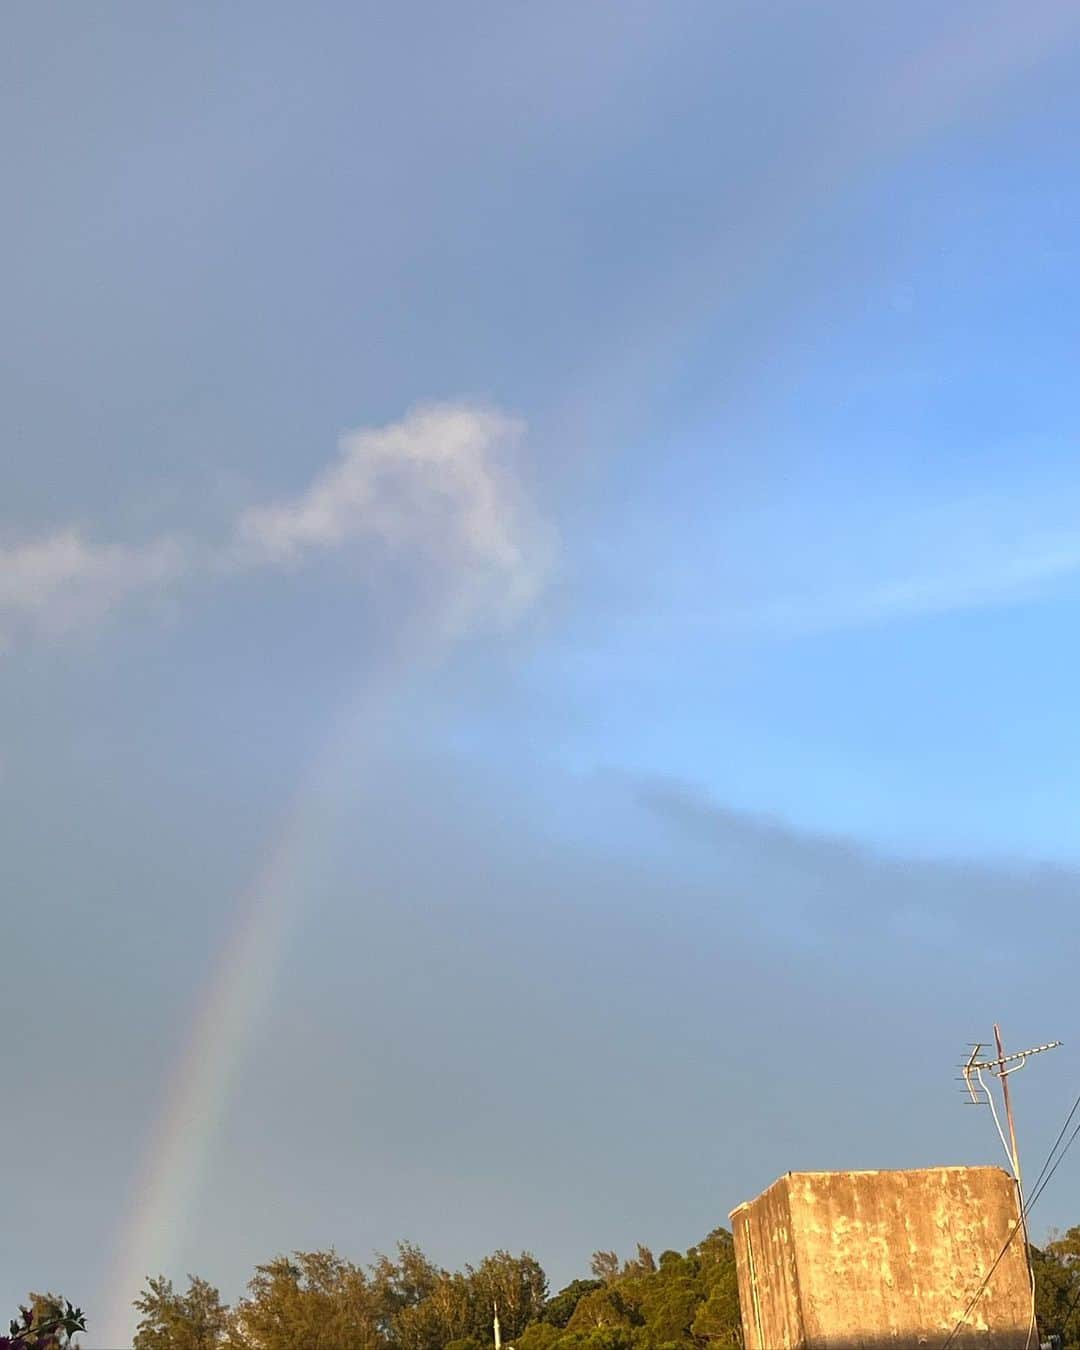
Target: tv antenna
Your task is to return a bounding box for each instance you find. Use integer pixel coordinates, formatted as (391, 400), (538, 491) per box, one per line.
(960, 1025), (1061, 1184)
(958, 1026), (1061, 1350)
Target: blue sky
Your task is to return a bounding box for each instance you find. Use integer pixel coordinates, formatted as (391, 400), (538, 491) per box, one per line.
(5, 3), (1080, 1346)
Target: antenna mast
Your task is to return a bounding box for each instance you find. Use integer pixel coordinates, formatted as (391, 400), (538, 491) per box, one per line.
(995, 1023), (1022, 1184)
(960, 1028), (1062, 1180)
(956, 1028), (1061, 1350)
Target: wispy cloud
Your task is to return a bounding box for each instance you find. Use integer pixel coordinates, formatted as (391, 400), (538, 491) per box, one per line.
(756, 531), (1080, 636)
(642, 486), (1080, 641)
(0, 402), (550, 649)
(0, 529), (188, 647)
(638, 776), (1070, 955)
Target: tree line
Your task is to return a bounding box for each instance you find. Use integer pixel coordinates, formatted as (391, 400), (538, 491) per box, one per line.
(127, 1230), (741, 1350)
(13, 1224), (1080, 1349)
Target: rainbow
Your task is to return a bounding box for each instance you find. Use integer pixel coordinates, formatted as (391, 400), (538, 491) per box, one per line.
(98, 670), (389, 1347)
(99, 9), (1080, 1345)
(100, 769), (336, 1346)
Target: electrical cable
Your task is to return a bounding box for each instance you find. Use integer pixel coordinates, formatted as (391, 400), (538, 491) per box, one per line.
(977, 1065), (1017, 1172)
(941, 1088), (1080, 1350)
(1007, 1074), (1078, 1349)
(1028, 1088), (1080, 1211)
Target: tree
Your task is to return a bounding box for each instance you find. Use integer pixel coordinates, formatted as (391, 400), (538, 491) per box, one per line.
(231, 1251), (379, 1350)
(122, 1226), (746, 1350)
(690, 1280), (741, 1350)
(541, 1282), (603, 1330)
(634, 1258), (698, 1349)
(566, 1288), (636, 1335)
(554, 1330), (633, 1350)
(134, 1276), (230, 1350)
(590, 1255), (621, 1286)
(371, 1244), (442, 1322)
(465, 1251), (547, 1343)
(410, 1272), (472, 1350)
(551, 1232), (743, 1350)
(517, 1326), (563, 1350)
(1033, 1244), (1080, 1350)
(370, 1242), (449, 1350)
(1048, 1229), (1080, 1266)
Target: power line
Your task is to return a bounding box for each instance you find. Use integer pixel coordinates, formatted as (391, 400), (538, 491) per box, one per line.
(943, 1115), (1080, 1350)
(1029, 1114), (1080, 1216)
(940, 1218), (1027, 1350)
(940, 1107), (1080, 1349)
(1027, 1087), (1080, 1210)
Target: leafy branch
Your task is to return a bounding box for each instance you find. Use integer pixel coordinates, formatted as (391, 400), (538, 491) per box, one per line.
(0, 1300), (86, 1349)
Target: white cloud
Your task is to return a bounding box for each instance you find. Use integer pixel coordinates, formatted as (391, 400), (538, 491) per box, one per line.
(0, 402), (550, 648)
(0, 529), (188, 645)
(233, 401), (550, 632)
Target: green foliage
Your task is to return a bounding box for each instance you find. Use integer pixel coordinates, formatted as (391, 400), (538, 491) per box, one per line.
(134, 1275), (230, 1350)
(465, 1250), (547, 1342)
(24, 1215), (1080, 1350)
(552, 1329), (634, 1350)
(1048, 1227), (1080, 1266)
(136, 1243), (546, 1350)
(2, 1296), (86, 1350)
(588, 1254), (620, 1286)
(540, 1283), (603, 1330)
(555, 1233), (740, 1350)
(131, 1228), (740, 1350)
(1032, 1241), (1080, 1350)
(517, 1324), (564, 1350)
(565, 1287), (636, 1334)
(23, 1214), (1080, 1350)
(228, 1251), (379, 1350)
(687, 1232), (740, 1348)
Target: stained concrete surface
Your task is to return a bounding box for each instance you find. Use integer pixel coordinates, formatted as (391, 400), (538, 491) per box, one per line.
(730, 1166), (1033, 1350)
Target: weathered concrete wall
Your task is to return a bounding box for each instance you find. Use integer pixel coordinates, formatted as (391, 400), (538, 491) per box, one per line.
(730, 1166), (1032, 1350)
(732, 1175), (804, 1350)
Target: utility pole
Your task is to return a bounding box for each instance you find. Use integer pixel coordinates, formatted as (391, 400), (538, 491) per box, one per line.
(960, 1029), (1061, 1350)
(993, 1022), (1032, 1346)
(995, 1023), (1023, 1185)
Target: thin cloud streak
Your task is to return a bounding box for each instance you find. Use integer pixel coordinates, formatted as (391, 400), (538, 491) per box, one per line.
(632, 488), (1080, 642)
(756, 533), (1080, 636)
(638, 776), (1074, 956)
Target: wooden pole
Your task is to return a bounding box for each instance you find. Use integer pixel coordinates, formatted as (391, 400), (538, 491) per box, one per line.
(994, 1024), (1036, 1347)
(994, 1022), (1022, 1184)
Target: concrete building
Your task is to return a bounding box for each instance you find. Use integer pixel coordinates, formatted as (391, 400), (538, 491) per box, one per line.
(729, 1166), (1033, 1349)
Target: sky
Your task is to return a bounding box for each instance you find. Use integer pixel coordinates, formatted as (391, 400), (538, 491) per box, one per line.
(5, 2), (1080, 1345)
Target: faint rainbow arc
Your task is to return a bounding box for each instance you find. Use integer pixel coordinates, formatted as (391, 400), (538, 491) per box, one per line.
(99, 9), (1080, 1342)
(101, 787), (320, 1345)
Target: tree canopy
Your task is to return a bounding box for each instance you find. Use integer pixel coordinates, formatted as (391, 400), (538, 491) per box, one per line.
(116, 1221), (1080, 1350)
(130, 1233), (740, 1350)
